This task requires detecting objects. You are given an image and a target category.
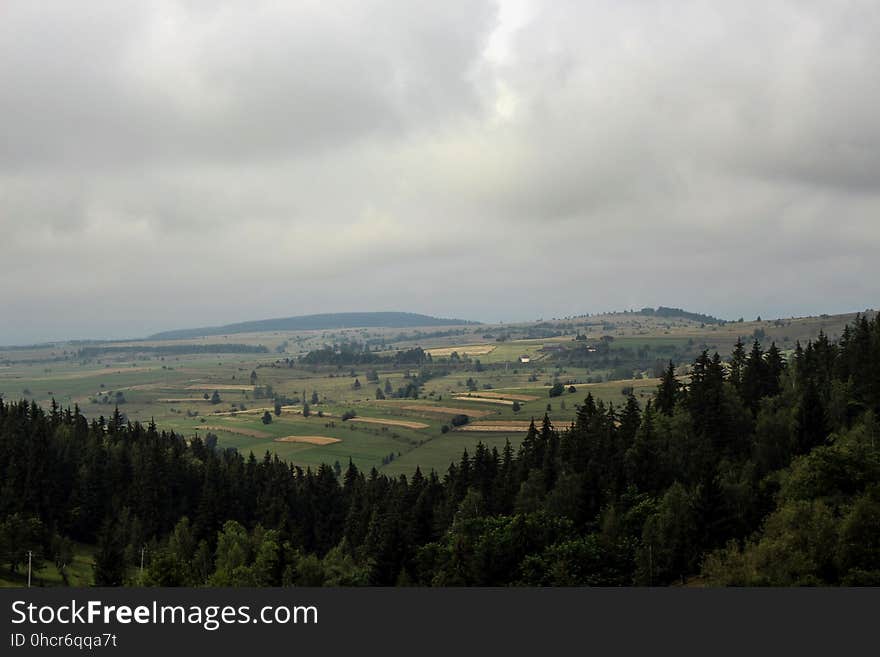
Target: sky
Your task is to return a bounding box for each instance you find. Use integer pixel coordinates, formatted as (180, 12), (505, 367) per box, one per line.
(1, 1), (879, 343)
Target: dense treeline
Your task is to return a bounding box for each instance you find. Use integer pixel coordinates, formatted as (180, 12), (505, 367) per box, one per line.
(76, 344), (268, 358)
(638, 306), (724, 324)
(1, 314), (878, 586)
(556, 337), (690, 379)
(299, 344), (429, 366)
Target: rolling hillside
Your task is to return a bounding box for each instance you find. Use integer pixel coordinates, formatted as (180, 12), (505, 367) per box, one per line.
(148, 312), (479, 340)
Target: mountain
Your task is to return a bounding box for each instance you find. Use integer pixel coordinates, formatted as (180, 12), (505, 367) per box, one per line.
(147, 312), (479, 340)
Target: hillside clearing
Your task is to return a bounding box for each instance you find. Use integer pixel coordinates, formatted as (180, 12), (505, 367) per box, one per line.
(400, 404), (494, 418)
(194, 425), (272, 439)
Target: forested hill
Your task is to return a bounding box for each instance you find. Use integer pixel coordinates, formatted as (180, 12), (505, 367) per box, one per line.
(638, 306), (725, 324)
(2, 314), (879, 587)
(148, 312), (479, 340)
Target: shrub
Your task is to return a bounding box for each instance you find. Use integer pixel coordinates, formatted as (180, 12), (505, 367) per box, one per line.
(450, 414), (469, 427)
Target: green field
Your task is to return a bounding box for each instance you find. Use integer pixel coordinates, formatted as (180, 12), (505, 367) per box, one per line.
(0, 311), (860, 476)
(0, 543), (94, 588)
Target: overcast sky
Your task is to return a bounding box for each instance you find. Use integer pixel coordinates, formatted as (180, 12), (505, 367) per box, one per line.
(1, 1), (879, 343)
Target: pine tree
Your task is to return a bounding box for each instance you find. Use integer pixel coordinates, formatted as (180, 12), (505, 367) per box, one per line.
(619, 395), (641, 445)
(656, 362), (680, 416)
(729, 338), (747, 394)
(742, 340), (767, 413)
(765, 343), (785, 398)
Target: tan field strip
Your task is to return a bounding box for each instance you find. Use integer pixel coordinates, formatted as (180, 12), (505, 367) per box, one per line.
(195, 425), (272, 439)
(401, 404), (494, 418)
(186, 384), (255, 391)
(210, 405), (330, 417)
(274, 436), (341, 445)
(461, 391), (539, 402)
(456, 421), (535, 432)
(453, 396), (516, 405)
(349, 417), (429, 429)
(158, 397), (212, 403)
(426, 345), (497, 357)
(24, 367), (157, 381)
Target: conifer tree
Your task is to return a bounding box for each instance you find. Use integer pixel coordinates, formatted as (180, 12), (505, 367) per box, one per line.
(656, 362), (680, 416)
(93, 518), (126, 586)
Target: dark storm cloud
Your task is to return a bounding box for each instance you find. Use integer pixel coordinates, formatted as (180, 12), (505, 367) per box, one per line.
(1, 1), (879, 343)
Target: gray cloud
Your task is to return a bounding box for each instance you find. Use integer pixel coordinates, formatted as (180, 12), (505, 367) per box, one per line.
(1, 0), (879, 343)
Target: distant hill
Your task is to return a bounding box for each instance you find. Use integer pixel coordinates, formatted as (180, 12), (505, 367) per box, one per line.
(148, 312), (479, 340)
(638, 306), (725, 324)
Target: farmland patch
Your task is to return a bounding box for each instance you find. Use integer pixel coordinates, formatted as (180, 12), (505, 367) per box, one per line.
(400, 404), (494, 418)
(461, 391), (539, 402)
(453, 395), (516, 405)
(349, 417), (429, 430)
(456, 422), (534, 432)
(195, 425), (272, 439)
(275, 435), (342, 445)
(426, 345), (497, 357)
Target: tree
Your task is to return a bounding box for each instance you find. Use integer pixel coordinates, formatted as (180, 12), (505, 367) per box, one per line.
(274, 400), (282, 416)
(210, 390), (221, 405)
(302, 401), (311, 418)
(742, 340), (767, 413)
(262, 411), (272, 425)
(0, 514), (45, 574)
(250, 370), (258, 386)
(311, 391), (319, 405)
(656, 362), (680, 416)
(376, 387), (386, 400)
(512, 400), (521, 413)
(450, 414), (470, 427)
(637, 483), (698, 585)
(729, 338), (747, 393)
(52, 534), (74, 584)
(211, 521), (253, 586)
(93, 519), (126, 586)
(353, 378), (362, 391)
(549, 383), (565, 397)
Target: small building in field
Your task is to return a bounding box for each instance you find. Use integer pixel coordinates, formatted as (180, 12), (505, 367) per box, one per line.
(519, 355), (531, 363)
